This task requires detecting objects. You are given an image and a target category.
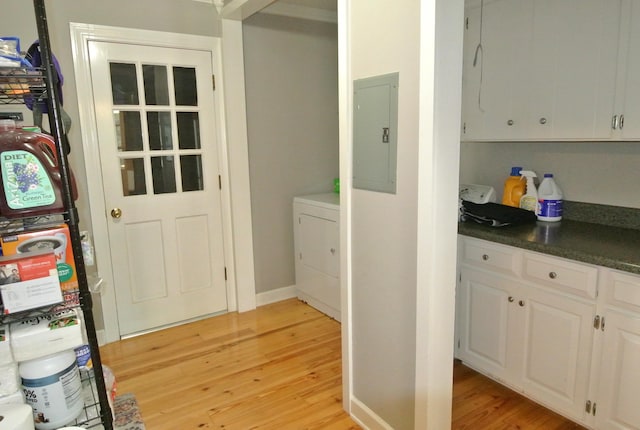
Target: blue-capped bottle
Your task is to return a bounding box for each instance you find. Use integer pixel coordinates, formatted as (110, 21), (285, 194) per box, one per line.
(537, 173), (563, 222)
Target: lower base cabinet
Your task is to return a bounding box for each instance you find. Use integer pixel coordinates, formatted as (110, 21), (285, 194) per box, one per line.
(458, 236), (640, 429)
(458, 266), (595, 423)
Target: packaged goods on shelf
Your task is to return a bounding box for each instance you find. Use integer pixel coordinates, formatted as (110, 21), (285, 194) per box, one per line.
(10, 308), (83, 362)
(0, 250), (61, 314)
(1, 224), (78, 294)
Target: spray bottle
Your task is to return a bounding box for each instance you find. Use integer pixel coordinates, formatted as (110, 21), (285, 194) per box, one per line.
(519, 171), (538, 212)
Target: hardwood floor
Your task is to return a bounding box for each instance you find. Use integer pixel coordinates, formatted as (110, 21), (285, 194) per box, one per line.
(100, 299), (584, 429)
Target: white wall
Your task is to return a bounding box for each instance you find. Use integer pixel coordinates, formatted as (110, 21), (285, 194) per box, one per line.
(242, 13), (339, 294)
(460, 141), (640, 209)
(349, 1), (421, 427)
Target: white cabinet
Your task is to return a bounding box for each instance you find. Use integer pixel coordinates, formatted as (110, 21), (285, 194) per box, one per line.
(613, 1), (640, 139)
(593, 269), (640, 429)
(461, 0), (622, 141)
(293, 193), (340, 321)
(457, 237), (597, 424)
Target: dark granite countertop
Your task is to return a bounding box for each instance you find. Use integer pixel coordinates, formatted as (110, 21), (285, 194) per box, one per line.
(458, 219), (640, 275)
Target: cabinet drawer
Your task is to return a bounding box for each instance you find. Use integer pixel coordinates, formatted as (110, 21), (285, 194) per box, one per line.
(522, 252), (597, 299)
(459, 237), (521, 276)
(602, 269), (640, 313)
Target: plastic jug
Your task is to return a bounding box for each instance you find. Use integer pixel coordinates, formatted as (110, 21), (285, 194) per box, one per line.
(501, 166), (525, 207)
(537, 173), (563, 222)
(0, 120), (77, 218)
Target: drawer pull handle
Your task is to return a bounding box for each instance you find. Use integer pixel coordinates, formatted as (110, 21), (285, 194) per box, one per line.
(548, 271), (557, 279)
(518, 300), (525, 307)
(482, 254), (489, 261)
(508, 296), (514, 303)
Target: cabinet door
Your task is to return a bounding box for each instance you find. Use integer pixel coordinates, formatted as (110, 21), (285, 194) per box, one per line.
(520, 286), (595, 423)
(461, 0), (532, 140)
(617, 0), (640, 139)
(458, 267), (521, 386)
(528, 0), (621, 140)
(595, 310), (640, 430)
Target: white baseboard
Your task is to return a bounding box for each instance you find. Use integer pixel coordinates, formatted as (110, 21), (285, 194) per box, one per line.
(350, 397), (394, 430)
(256, 284), (298, 306)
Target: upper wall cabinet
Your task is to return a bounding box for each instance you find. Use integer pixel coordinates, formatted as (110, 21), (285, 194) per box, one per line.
(613, 1), (640, 138)
(461, 0), (625, 141)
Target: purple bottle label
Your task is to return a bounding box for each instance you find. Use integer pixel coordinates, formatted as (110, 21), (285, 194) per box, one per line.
(539, 199), (563, 218)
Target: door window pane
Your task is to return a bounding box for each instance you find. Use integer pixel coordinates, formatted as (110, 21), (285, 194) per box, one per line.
(147, 111), (173, 150)
(110, 63), (139, 105)
(113, 111), (143, 151)
(143, 64), (170, 106)
(177, 112), (201, 149)
(173, 67), (198, 106)
(180, 155), (204, 192)
(121, 158), (146, 196)
(151, 156), (177, 194)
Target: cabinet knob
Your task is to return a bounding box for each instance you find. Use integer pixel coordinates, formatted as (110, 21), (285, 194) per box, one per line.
(548, 271), (557, 279)
(507, 119), (514, 126)
(330, 248), (336, 255)
(508, 296), (514, 303)
(482, 254), (489, 261)
(518, 300), (525, 307)
(539, 117), (547, 125)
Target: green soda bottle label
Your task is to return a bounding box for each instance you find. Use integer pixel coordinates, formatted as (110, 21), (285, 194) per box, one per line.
(2, 150), (55, 209)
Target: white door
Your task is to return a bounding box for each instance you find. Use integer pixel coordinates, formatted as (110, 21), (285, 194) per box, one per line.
(88, 41), (228, 336)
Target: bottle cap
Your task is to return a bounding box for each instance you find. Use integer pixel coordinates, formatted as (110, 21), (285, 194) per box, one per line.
(510, 166), (523, 176)
(544, 173), (553, 178)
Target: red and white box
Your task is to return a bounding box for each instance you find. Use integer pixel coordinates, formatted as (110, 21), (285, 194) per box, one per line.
(0, 250), (62, 314)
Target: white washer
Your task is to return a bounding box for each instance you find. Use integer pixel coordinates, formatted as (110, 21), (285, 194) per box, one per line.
(293, 193), (340, 321)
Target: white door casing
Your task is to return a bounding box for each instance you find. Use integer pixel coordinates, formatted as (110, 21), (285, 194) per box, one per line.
(88, 41), (227, 336)
(70, 24), (252, 343)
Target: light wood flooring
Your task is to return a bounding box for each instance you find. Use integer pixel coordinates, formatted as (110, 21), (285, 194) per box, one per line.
(100, 298), (585, 429)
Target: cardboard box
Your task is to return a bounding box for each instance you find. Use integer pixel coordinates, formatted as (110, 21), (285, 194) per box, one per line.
(0, 250), (62, 314)
(0, 224), (78, 293)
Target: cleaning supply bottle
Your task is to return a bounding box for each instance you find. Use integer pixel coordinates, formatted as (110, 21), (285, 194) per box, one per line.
(501, 166), (525, 207)
(537, 173), (563, 222)
(519, 170), (538, 212)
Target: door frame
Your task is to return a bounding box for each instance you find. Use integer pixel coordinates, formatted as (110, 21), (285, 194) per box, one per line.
(70, 23), (254, 343)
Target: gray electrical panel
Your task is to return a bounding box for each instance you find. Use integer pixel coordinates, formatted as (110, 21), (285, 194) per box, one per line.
(352, 72), (398, 194)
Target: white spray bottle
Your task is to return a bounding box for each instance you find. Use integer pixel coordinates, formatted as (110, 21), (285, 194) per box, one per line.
(519, 170), (538, 212)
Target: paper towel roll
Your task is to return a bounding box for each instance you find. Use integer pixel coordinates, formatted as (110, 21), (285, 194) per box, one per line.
(0, 363), (19, 396)
(0, 325), (12, 365)
(0, 404), (35, 430)
(0, 390), (25, 406)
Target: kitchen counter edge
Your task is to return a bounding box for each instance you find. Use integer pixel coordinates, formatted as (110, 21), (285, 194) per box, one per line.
(458, 219), (640, 275)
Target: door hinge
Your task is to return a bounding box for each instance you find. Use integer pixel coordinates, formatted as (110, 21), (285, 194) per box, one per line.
(465, 17), (469, 30)
(457, 338), (461, 349)
(218, 175), (222, 190)
(299, 252), (302, 260)
(463, 122), (466, 134)
(212, 74), (216, 91)
(224, 266), (227, 280)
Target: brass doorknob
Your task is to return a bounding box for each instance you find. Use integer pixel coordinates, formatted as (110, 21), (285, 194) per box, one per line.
(111, 208), (122, 219)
